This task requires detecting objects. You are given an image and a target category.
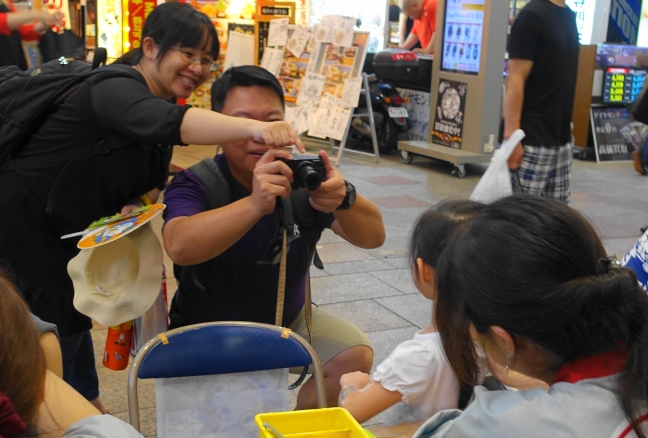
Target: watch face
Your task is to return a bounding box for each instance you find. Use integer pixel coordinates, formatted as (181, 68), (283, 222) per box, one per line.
(441, 88), (461, 120)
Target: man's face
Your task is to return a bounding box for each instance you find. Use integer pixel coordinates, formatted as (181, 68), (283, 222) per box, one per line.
(219, 85), (285, 183)
(404, 2), (423, 20)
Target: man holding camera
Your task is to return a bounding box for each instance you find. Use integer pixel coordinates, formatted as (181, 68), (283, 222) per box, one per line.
(162, 66), (385, 409)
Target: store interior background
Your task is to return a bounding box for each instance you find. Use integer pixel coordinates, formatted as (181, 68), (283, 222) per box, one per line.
(13, 0), (648, 162)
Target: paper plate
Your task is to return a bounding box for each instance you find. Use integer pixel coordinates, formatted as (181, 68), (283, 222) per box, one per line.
(78, 204), (165, 249)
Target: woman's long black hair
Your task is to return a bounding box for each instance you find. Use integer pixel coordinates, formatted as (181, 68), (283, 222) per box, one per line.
(436, 194), (648, 436)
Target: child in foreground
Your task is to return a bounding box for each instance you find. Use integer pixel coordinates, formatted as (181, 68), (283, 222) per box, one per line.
(338, 200), (484, 424)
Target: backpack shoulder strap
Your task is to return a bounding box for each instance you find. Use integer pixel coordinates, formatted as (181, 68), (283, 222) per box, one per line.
(92, 48), (107, 70)
(187, 157), (230, 210)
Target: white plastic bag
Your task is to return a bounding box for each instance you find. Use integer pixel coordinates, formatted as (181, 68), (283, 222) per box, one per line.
(470, 129), (525, 204)
(130, 265), (168, 357)
(156, 369), (289, 438)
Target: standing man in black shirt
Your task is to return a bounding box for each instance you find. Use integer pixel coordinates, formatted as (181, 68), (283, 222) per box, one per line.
(504, 0), (579, 204)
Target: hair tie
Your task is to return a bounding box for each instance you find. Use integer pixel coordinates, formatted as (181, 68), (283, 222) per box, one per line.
(596, 255), (621, 275)
(0, 390), (26, 437)
(596, 258), (611, 275)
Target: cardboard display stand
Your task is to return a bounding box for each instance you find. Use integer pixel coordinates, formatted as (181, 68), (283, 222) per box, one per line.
(590, 106), (638, 162)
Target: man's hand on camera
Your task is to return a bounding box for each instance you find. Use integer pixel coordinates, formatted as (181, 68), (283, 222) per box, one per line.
(251, 149), (294, 216)
(308, 151), (346, 213)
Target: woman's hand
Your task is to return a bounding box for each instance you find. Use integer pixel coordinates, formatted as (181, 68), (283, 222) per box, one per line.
(249, 120), (305, 153)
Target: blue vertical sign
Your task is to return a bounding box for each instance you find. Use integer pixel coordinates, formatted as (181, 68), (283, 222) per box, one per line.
(609, 0), (641, 44)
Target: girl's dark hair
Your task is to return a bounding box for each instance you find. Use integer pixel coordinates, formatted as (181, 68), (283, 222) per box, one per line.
(436, 194), (648, 436)
(211, 65), (285, 112)
(136, 2), (219, 62)
(409, 200), (484, 273)
(409, 200), (484, 410)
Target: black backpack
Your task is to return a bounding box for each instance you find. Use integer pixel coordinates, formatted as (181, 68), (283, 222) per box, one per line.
(0, 49), (109, 167)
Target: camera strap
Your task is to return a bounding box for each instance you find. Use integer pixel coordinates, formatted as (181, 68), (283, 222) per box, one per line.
(275, 228), (287, 327)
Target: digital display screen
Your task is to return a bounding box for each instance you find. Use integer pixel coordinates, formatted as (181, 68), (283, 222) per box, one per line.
(441, 0), (485, 75)
(603, 67), (647, 104)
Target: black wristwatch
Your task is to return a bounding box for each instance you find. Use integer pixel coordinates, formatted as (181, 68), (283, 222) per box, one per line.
(337, 181), (356, 211)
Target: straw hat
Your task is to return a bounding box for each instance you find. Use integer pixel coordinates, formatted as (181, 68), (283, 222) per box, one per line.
(68, 223), (163, 327)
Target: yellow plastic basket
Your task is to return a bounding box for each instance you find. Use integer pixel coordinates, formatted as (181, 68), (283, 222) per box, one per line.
(255, 408), (369, 438)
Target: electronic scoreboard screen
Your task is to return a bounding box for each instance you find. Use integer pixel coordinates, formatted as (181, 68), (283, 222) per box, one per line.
(603, 67), (648, 104)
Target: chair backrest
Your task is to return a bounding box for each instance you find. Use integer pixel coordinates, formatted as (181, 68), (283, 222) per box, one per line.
(127, 321), (326, 431)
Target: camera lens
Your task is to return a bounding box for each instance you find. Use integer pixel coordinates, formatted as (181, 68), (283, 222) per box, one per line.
(297, 163), (323, 190)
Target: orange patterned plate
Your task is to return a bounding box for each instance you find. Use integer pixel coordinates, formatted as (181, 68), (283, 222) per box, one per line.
(77, 204), (165, 249)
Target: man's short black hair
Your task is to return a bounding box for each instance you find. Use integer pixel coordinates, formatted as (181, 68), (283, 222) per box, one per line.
(211, 66), (285, 112)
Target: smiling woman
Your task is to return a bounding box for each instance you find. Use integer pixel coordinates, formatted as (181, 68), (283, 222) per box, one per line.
(0, 1), (303, 415)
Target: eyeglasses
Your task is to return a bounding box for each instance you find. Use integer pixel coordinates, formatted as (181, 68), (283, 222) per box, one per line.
(171, 47), (217, 71)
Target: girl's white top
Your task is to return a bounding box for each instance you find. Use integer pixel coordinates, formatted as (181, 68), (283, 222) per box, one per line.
(372, 330), (460, 425)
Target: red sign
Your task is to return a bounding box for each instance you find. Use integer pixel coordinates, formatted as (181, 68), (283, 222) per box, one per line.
(128, 0), (156, 49)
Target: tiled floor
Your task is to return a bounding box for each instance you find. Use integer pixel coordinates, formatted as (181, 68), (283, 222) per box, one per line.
(90, 141), (648, 436)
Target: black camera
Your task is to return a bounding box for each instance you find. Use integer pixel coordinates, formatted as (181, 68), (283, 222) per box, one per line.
(278, 156), (327, 191)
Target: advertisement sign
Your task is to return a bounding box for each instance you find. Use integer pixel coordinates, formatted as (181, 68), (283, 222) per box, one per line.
(441, 0), (484, 75)
(432, 79), (467, 149)
(565, 0), (611, 44)
(602, 66), (647, 103)
(608, 0), (640, 45)
(397, 88), (430, 142)
(97, 0), (123, 59)
(126, 0), (156, 50)
(590, 107), (635, 162)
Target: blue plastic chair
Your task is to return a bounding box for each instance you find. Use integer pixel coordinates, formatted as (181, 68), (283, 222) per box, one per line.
(127, 321), (326, 432)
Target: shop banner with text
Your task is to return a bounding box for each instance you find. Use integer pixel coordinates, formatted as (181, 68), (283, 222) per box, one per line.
(432, 79), (466, 149)
(128, 0), (156, 49)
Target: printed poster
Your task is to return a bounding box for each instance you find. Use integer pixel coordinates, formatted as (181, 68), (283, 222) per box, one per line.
(320, 44), (358, 99)
(277, 36), (317, 103)
(397, 88), (430, 142)
(432, 79), (467, 149)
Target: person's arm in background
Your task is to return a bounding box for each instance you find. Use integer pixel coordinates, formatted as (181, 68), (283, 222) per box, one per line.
(309, 151), (385, 249)
(504, 59), (533, 169)
(503, 9), (539, 170)
(180, 107), (304, 151)
(0, 8), (63, 39)
(91, 78), (305, 153)
(400, 31), (420, 50)
(414, 31), (434, 54)
(399, 12), (408, 46)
